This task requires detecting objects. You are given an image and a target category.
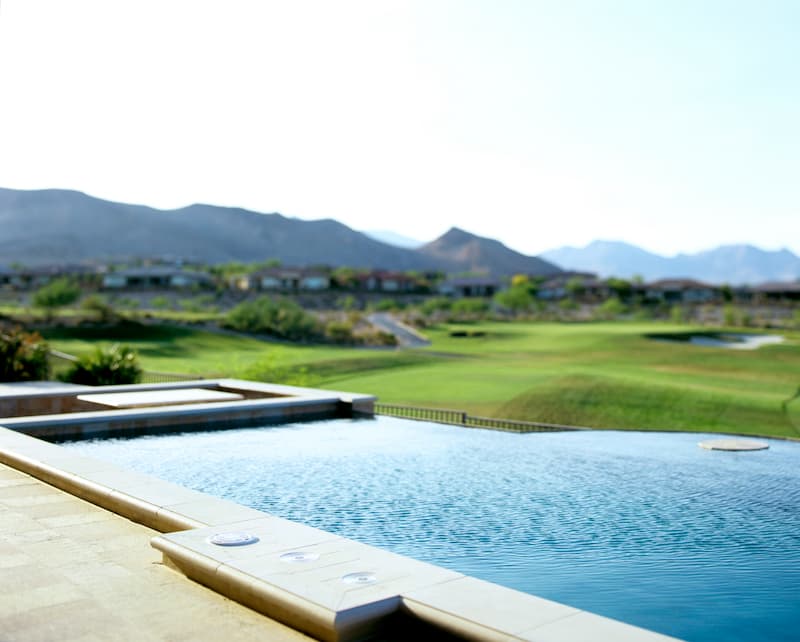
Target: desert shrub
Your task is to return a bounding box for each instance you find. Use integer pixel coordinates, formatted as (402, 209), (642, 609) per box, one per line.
(81, 294), (117, 322)
(226, 297), (320, 341)
(374, 298), (401, 312)
(60, 344), (142, 386)
(336, 295), (358, 311)
(114, 297), (140, 310)
(494, 286), (533, 313)
(452, 298), (490, 315)
(32, 278), (81, 316)
(0, 326), (50, 382)
(670, 305), (687, 324)
(324, 320), (356, 344)
(595, 297), (627, 320)
(180, 295), (217, 313)
(420, 297), (452, 315)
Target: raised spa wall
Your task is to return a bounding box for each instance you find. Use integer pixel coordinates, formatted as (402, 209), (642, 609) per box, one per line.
(0, 380), (680, 642)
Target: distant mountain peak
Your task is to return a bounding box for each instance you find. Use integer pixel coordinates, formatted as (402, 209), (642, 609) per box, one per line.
(420, 226), (560, 276)
(540, 240), (800, 284)
(0, 186), (558, 276)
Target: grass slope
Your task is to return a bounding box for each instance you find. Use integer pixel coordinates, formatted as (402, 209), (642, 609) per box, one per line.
(43, 321), (800, 438)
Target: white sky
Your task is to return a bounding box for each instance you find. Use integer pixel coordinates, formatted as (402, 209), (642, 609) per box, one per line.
(1, 0), (798, 256)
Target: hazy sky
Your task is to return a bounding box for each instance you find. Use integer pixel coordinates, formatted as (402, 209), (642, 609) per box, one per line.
(1, 1), (798, 256)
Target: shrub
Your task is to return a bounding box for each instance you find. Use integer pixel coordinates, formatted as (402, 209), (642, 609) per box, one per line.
(451, 298), (490, 316)
(420, 297), (452, 315)
(0, 326), (50, 382)
(494, 286), (532, 313)
(374, 298), (401, 312)
(32, 278), (81, 316)
(324, 320), (355, 344)
(226, 297), (320, 341)
(81, 295), (117, 323)
(60, 344), (142, 386)
(595, 297), (627, 320)
(336, 295), (358, 311)
(670, 305), (687, 324)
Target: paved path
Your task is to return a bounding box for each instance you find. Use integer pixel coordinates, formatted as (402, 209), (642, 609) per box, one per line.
(367, 313), (430, 348)
(0, 463), (310, 642)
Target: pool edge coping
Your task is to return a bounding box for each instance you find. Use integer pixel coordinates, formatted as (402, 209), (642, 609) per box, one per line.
(0, 380), (684, 642)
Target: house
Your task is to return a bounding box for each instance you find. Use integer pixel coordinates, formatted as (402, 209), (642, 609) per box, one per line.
(438, 277), (501, 298)
(537, 272), (604, 301)
(349, 271), (420, 293)
(752, 281), (800, 302)
(243, 268), (331, 292)
(102, 268), (213, 290)
(644, 279), (719, 303)
(0, 265), (100, 290)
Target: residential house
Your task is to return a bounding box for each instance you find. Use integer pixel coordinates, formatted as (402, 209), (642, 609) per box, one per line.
(644, 279), (719, 303)
(0, 265), (100, 290)
(350, 271), (420, 293)
(438, 277), (502, 298)
(102, 268), (213, 290)
(537, 272), (603, 301)
(242, 268), (331, 292)
(752, 281), (800, 302)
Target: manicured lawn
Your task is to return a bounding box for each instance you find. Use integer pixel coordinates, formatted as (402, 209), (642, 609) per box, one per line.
(43, 321), (800, 438)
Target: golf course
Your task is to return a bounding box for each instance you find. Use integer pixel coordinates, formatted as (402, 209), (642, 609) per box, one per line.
(42, 320), (800, 439)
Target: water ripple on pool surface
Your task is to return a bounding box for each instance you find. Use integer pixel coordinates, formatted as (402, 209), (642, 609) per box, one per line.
(65, 417), (800, 642)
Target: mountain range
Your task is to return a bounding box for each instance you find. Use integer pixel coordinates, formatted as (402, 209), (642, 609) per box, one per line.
(0, 188), (560, 277)
(540, 240), (800, 285)
(2, 187), (796, 284)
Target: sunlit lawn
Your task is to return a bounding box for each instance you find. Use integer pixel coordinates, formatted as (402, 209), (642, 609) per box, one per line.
(43, 321), (800, 438)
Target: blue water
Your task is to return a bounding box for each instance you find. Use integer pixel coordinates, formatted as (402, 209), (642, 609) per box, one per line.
(64, 418), (800, 642)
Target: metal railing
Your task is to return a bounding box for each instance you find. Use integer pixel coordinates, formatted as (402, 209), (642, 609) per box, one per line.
(375, 403), (585, 433)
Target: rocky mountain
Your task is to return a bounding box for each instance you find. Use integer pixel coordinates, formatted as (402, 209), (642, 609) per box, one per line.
(0, 187), (559, 277)
(541, 240), (800, 284)
(419, 227), (561, 277)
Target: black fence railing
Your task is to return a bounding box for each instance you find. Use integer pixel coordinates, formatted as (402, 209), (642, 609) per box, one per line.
(374, 403), (585, 433)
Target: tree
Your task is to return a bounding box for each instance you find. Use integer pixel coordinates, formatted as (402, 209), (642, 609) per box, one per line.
(565, 277), (585, 299)
(32, 278), (81, 318)
(494, 286), (533, 313)
(606, 277), (632, 300)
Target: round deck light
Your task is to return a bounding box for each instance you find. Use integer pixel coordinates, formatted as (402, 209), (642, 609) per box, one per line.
(207, 532), (260, 546)
(280, 551), (320, 563)
(341, 572), (377, 585)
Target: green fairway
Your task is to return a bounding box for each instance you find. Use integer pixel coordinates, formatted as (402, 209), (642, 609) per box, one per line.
(43, 321), (800, 438)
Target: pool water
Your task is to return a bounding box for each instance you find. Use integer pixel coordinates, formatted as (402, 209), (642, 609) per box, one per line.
(64, 418), (800, 642)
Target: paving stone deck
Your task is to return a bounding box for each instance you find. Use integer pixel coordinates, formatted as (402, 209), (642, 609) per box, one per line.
(0, 463), (311, 642)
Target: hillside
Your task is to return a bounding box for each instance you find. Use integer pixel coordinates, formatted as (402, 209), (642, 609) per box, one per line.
(541, 240), (800, 284)
(418, 227), (561, 277)
(0, 187), (559, 276)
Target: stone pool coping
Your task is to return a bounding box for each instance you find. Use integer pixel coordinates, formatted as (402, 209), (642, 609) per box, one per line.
(0, 378), (375, 440)
(0, 380), (681, 642)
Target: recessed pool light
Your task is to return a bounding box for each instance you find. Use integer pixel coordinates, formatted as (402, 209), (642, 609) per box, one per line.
(207, 532), (260, 546)
(280, 551), (320, 563)
(341, 572), (377, 585)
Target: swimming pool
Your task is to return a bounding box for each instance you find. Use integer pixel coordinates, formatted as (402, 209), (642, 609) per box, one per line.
(64, 417), (800, 642)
